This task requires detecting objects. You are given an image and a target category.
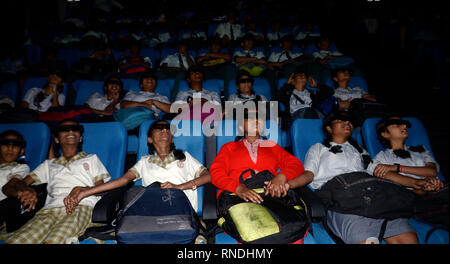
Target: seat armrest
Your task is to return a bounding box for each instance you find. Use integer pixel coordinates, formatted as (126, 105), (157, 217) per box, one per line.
(201, 183), (218, 221)
(92, 182), (134, 224)
(294, 185), (327, 222)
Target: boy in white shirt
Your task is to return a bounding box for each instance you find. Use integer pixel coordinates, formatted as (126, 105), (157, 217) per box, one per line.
(4, 119), (110, 244)
(120, 72), (171, 119)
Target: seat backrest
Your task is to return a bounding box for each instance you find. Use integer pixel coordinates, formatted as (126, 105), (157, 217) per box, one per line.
(0, 122), (50, 171)
(290, 118), (363, 163)
(0, 81), (18, 102)
(361, 117), (444, 181)
(227, 78), (271, 101)
(325, 76), (369, 93)
(215, 119), (282, 153)
(137, 119), (205, 215)
(72, 80), (105, 105)
(80, 122), (127, 180)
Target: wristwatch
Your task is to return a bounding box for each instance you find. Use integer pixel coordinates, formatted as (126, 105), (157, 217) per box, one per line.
(394, 163), (401, 173)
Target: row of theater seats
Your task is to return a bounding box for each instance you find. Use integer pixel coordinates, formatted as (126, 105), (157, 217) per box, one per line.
(0, 117), (447, 244)
(24, 41), (334, 69)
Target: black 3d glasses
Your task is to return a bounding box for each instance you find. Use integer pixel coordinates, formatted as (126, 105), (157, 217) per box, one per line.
(151, 123), (171, 131)
(106, 80), (122, 86)
(0, 139), (26, 148)
(384, 119), (412, 129)
(238, 78), (253, 84)
(55, 125), (84, 134)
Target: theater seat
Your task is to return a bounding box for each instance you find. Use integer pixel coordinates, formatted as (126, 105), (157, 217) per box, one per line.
(0, 122), (50, 171)
(80, 122), (128, 180)
(72, 80), (104, 106)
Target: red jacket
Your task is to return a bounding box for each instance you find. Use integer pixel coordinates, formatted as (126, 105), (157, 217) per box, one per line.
(210, 140), (304, 197)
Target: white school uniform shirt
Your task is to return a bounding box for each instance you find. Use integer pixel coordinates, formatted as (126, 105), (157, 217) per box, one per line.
(174, 89), (221, 106)
(266, 31), (287, 42)
(180, 30), (207, 41)
(129, 152), (206, 211)
(122, 90), (170, 118)
(233, 49), (265, 60)
(295, 31), (321, 41)
(268, 49), (303, 63)
(29, 152), (110, 210)
(333, 87), (366, 101)
(0, 162), (30, 201)
(85, 92), (121, 111)
(215, 22), (242, 41)
(228, 93), (267, 104)
(305, 142), (370, 190)
(160, 53), (195, 70)
(367, 146), (440, 180)
(22, 87), (66, 112)
(312, 49), (343, 60)
(289, 89), (312, 114)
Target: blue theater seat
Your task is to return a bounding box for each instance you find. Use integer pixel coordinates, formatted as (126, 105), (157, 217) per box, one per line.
(80, 122), (128, 180)
(0, 122), (50, 171)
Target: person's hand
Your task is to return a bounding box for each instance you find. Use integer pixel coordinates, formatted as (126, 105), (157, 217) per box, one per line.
(422, 178), (444, 192)
(308, 76), (318, 88)
(373, 164), (397, 178)
(17, 187), (37, 211)
(264, 173), (288, 198)
(286, 72), (295, 85)
(64, 186), (87, 214)
(143, 99), (154, 110)
(236, 185), (263, 203)
(161, 181), (182, 190)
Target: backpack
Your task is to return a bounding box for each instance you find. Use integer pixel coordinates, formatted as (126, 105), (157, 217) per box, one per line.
(112, 107), (156, 130)
(217, 169), (310, 244)
(314, 171), (417, 220)
(115, 185), (202, 244)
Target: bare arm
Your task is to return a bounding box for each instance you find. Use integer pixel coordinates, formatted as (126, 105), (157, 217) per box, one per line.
(2, 175), (37, 211)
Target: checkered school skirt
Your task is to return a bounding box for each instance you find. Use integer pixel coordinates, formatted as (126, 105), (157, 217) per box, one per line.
(5, 205), (95, 244)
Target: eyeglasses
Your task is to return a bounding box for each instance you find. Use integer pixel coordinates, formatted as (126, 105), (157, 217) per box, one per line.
(238, 78), (253, 84)
(152, 123), (171, 131)
(56, 125), (84, 133)
(106, 80), (122, 86)
(386, 119), (411, 128)
(0, 139), (26, 148)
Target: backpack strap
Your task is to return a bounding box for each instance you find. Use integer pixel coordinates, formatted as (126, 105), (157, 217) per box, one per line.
(378, 219), (388, 243)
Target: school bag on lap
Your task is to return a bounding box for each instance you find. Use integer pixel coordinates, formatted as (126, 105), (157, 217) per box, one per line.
(217, 169), (310, 244)
(115, 184), (203, 244)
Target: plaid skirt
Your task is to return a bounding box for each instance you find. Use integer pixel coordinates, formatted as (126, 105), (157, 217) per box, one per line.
(5, 205), (95, 244)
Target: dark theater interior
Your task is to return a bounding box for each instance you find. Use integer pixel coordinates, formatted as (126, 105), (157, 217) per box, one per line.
(0, 0), (448, 247)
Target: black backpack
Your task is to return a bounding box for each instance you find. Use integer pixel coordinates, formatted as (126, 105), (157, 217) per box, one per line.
(217, 169), (310, 244)
(315, 171), (417, 220)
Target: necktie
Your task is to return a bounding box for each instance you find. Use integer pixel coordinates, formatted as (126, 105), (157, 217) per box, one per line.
(178, 53), (186, 70)
(230, 24), (235, 40)
(286, 51), (292, 60)
(277, 32), (281, 40)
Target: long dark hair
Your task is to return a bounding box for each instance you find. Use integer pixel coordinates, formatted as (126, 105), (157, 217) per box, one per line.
(147, 121), (185, 161)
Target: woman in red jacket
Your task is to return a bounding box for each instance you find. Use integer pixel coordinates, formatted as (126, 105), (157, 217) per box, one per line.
(210, 109), (304, 203)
